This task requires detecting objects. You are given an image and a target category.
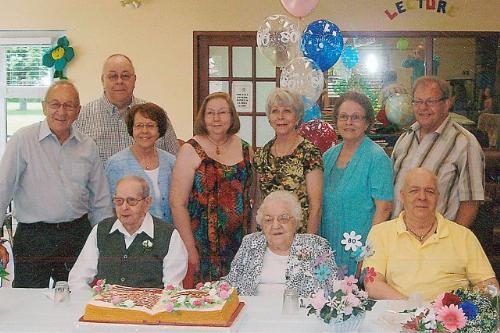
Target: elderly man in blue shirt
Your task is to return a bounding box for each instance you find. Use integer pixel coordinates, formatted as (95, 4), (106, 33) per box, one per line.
(0, 81), (113, 288)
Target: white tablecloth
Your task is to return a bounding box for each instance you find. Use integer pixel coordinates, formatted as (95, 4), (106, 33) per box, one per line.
(0, 288), (409, 332)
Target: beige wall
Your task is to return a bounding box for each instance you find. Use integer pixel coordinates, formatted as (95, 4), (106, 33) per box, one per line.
(1, 0), (498, 139)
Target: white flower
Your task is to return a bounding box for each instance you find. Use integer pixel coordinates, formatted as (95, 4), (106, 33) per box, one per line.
(360, 240), (374, 258)
(340, 231), (362, 252)
(177, 295), (186, 303)
(209, 288), (217, 296)
(122, 300), (135, 308)
(142, 240), (153, 249)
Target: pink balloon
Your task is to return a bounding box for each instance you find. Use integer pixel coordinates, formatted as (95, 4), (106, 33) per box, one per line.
(280, 0), (320, 18)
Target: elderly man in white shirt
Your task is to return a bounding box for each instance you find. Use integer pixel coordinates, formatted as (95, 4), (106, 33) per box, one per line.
(69, 176), (187, 291)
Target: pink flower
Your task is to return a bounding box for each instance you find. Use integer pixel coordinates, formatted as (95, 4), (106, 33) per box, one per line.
(344, 305), (353, 315)
(219, 290), (230, 300)
(219, 281), (230, 291)
(340, 276), (358, 294)
(166, 284), (175, 291)
(165, 301), (174, 312)
(192, 299), (202, 307)
(363, 267), (376, 285)
(195, 282), (204, 290)
(203, 296), (214, 304)
(345, 293), (361, 307)
(94, 286), (102, 293)
(96, 279), (104, 286)
(433, 293), (445, 311)
(111, 296), (122, 305)
(310, 292), (328, 310)
(436, 305), (467, 332)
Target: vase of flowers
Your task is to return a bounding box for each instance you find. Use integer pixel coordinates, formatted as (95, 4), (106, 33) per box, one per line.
(401, 287), (498, 332)
(307, 275), (376, 332)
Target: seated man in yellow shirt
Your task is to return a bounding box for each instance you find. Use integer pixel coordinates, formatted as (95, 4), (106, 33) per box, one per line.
(362, 168), (498, 300)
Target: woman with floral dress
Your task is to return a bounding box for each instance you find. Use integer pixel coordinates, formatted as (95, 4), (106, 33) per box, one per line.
(170, 92), (253, 285)
(254, 88), (323, 234)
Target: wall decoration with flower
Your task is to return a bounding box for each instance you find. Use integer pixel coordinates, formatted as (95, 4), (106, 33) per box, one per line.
(42, 36), (75, 80)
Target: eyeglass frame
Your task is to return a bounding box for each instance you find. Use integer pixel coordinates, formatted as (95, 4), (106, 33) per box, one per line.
(411, 96), (447, 107)
(112, 196), (147, 206)
(105, 72), (135, 82)
(262, 213), (294, 225)
(133, 123), (158, 130)
(45, 100), (78, 112)
(337, 113), (367, 122)
(205, 109), (231, 118)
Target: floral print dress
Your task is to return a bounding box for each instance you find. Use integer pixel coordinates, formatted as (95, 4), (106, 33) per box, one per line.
(187, 139), (253, 283)
(253, 137), (323, 233)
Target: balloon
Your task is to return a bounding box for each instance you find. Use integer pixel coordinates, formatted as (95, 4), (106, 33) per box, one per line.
(298, 119), (338, 154)
(280, 56), (324, 110)
(301, 19), (344, 72)
(385, 93), (415, 127)
(280, 0), (320, 18)
(303, 103), (321, 122)
(396, 38), (409, 50)
(341, 46), (359, 69)
(257, 15), (300, 68)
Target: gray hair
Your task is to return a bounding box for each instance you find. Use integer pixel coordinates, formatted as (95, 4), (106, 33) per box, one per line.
(116, 175), (150, 198)
(412, 76), (451, 100)
(265, 88), (304, 126)
(256, 191), (303, 231)
(44, 80), (80, 106)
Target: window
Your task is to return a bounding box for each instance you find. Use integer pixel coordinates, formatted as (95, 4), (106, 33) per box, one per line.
(0, 31), (62, 156)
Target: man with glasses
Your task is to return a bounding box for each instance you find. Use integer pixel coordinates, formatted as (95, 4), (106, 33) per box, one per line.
(69, 176), (187, 291)
(391, 76), (484, 227)
(75, 54), (178, 163)
(0, 81), (113, 288)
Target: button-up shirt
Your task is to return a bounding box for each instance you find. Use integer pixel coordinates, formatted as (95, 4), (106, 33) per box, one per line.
(391, 116), (484, 220)
(74, 94), (179, 163)
(68, 213), (188, 291)
(0, 120), (113, 226)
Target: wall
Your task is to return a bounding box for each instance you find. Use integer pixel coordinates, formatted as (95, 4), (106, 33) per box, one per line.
(1, 0), (499, 139)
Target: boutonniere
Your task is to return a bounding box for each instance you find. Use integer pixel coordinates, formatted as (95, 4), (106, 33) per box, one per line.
(142, 240), (153, 252)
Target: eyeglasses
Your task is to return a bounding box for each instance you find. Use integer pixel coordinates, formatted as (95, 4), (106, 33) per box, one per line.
(112, 197), (146, 206)
(46, 101), (77, 112)
(134, 123), (157, 130)
(411, 97), (446, 107)
(205, 110), (230, 118)
(262, 213), (293, 225)
(106, 72), (134, 82)
(337, 113), (366, 122)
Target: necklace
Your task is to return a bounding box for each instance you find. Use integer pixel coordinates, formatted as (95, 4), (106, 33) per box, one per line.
(272, 135), (300, 157)
(206, 135), (231, 155)
(132, 146), (158, 170)
(405, 219), (436, 242)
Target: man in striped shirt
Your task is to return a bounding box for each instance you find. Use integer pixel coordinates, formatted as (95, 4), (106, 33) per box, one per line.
(391, 76), (484, 227)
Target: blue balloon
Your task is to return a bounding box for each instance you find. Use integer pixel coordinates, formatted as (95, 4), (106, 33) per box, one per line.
(303, 103), (321, 122)
(341, 46), (359, 69)
(301, 19), (344, 72)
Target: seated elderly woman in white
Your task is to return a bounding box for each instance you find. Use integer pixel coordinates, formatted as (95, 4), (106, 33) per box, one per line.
(223, 190), (337, 297)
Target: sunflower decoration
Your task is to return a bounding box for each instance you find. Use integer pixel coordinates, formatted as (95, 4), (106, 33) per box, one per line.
(42, 36), (75, 80)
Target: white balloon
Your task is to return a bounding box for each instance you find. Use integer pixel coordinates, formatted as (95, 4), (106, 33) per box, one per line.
(257, 15), (300, 68)
(280, 57), (324, 110)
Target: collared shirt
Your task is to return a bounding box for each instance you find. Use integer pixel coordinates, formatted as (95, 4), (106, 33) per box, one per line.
(68, 213), (188, 291)
(74, 94), (179, 163)
(0, 120), (113, 226)
(391, 116), (485, 220)
(362, 212), (495, 300)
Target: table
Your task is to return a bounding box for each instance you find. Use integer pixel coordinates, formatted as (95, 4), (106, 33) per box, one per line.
(0, 288), (408, 332)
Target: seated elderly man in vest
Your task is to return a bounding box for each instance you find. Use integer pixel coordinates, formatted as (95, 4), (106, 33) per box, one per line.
(69, 175), (187, 291)
(362, 168), (498, 300)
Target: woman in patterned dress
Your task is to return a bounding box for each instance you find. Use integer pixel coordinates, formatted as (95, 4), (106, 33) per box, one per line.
(170, 92), (253, 285)
(253, 88), (323, 234)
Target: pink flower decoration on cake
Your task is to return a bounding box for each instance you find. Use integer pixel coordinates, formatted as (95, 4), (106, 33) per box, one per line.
(111, 296), (122, 305)
(192, 299), (203, 307)
(436, 305), (467, 332)
(219, 281), (230, 291)
(96, 279), (104, 286)
(195, 282), (204, 290)
(166, 284), (175, 291)
(94, 286), (102, 293)
(219, 289), (230, 300)
(165, 301), (174, 312)
(203, 296), (214, 304)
